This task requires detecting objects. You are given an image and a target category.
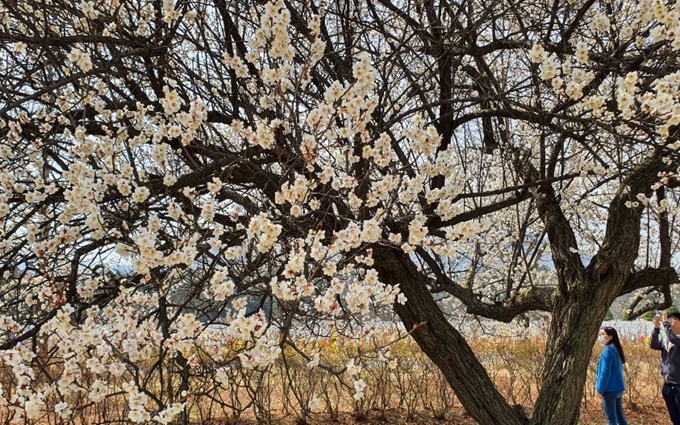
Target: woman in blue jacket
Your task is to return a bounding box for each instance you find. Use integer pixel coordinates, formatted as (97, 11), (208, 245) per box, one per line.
(596, 326), (629, 425)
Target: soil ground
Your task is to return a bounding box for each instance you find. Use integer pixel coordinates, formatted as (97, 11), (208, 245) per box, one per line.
(207, 401), (669, 424)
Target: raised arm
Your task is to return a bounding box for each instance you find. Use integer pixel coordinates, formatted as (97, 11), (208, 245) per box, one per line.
(663, 322), (680, 345)
(650, 315), (663, 351)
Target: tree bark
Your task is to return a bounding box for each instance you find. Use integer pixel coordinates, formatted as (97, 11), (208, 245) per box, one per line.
(375, 247), (633, 425)
(529, 285), (612, 425)
(374, 246), (528, 425)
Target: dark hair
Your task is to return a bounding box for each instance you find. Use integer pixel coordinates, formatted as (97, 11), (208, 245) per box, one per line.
(602, 327), (626, 364)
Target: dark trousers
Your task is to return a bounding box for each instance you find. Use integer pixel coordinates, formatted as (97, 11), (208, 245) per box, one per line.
(663, 383), (680, 425)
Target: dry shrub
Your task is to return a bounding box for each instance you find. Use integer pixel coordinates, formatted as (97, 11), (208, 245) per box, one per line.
(363, 358), (393, 419)
(0, 332), (664, 424)
(419, 362), (458, 420)
(278, 353), (324, 425)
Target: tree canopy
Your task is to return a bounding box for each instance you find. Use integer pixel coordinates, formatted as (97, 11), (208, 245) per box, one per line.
(0, 0), (679, 424)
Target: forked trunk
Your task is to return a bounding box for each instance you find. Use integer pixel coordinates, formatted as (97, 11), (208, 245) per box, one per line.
(376, 247), (622, 425)
(529, 288), (612, 425)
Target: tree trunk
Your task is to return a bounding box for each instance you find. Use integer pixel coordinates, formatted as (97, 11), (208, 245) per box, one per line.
(529, 286), (612, 425)
(374, 246), (528, 425)
(375, 245), (633, 425)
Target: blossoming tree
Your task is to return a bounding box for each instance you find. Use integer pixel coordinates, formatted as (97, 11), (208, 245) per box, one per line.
(0, 0), (679, 424)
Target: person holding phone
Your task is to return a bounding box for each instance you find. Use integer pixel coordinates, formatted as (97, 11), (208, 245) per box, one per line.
(651, 310), (680, 424)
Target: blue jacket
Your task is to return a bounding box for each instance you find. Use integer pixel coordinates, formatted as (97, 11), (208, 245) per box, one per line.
(596, 344), (625, 394)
